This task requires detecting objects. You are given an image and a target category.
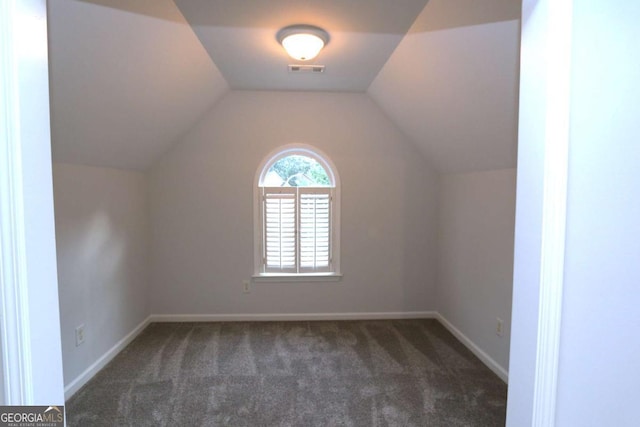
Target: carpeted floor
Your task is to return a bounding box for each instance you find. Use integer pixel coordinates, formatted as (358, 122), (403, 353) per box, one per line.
(66, 320), (507, 426)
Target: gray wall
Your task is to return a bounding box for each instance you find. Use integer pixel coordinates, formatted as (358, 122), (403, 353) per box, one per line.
(148, 90), (439, 315)
(555, 0), (640, 424)
(53, 164), (150, 386)
(52, 91), (518, 394)
(2, 0), (64, 404)
(436, 169), (516, 374)
(507, 0), (640, 425)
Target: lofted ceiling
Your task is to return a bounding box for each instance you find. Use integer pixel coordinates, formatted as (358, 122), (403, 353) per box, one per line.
(369, 3), (520, 173)
(48, 0), (521, 173)
(173, 0), (429, 91)
(48, 0), (229, 170)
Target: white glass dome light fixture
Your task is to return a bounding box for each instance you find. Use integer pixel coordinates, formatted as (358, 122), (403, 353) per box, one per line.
(277, 25), (329, 61)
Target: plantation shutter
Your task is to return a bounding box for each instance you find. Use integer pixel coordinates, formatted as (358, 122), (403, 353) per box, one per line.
(262, 187), (297, 273)
(261, 186), (333, 273)
(299, 188), (332, 273)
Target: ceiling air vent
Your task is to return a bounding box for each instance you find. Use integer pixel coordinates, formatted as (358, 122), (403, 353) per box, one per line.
(288, 64), (325, 73)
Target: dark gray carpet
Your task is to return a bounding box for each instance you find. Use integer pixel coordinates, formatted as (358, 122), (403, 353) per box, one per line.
(66, 320), (507, 426)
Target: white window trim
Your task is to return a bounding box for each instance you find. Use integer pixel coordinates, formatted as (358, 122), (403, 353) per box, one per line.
(252, 273), (343, 283)
(253, 144), (341, 280)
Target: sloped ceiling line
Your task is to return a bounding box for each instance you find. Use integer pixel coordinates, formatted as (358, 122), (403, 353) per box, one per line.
(49, 0), (229, 171)
(49, 0), (520, 173)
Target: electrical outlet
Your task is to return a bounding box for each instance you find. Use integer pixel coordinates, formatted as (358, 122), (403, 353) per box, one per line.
(75, 324), (85, 346)
(243, 280), (250, 294)
(496, 318), (504, 337)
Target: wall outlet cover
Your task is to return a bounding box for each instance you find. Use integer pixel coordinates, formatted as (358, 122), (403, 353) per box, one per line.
(75, 324), (85, 346)
(496, 318), (504, 337)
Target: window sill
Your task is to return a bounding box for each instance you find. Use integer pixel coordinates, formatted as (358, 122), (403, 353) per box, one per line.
(252, 273), (343, 283)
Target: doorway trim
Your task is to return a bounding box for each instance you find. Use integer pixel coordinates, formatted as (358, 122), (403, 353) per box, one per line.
(507, 0), (573, 425)
(0, 0), (34, 405)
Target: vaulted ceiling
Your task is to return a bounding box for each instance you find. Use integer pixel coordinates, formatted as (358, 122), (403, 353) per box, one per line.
(48, 0), (521, 172)
(173, 0), (429, 91)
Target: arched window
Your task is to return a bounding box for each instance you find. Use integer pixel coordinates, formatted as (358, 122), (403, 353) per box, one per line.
(254, 145), (340, 279)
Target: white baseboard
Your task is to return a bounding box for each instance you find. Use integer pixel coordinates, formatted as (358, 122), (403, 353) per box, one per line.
(435, 313), (509, 383)
(150, 311), (438, 322)
(64, 316), (152, 400)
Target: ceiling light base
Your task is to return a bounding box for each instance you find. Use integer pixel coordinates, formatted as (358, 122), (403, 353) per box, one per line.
(277, 25), (330, 61)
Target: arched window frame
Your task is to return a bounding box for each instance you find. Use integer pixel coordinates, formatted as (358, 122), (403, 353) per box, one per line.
(253, 144), (341, 281)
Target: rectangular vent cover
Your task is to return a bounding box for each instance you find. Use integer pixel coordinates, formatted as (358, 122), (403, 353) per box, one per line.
(288, 65), (325, 73)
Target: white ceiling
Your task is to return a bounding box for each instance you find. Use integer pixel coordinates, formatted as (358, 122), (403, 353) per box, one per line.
(409, 0), (521, 32)
(48, 0), (228, 170)
(173, 0), (429, 91)
(48, 0), (521, 173)
(369, 17), (520, 173)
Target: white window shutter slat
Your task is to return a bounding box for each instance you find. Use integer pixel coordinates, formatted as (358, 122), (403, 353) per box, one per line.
(263, 188), (297, 273)
(261, 186), (333, 274)
(299, 188), (332, 273)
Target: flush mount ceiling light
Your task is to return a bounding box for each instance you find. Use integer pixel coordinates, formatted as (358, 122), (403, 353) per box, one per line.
(277, 25), (329, 61)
